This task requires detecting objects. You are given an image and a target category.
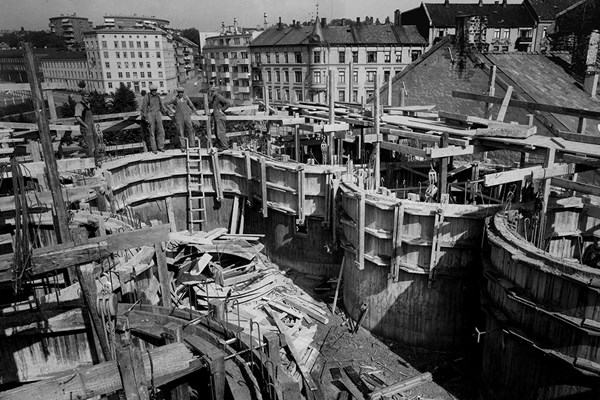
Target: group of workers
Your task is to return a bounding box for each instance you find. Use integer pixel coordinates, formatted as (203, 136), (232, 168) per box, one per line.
(76, 81), (232, 163)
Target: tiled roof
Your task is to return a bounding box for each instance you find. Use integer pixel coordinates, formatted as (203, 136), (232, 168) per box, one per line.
(249, 23), (427, 47)
(486, 52), (600, 135)
(527, 0), (580, 20)
(424, 3), (534, 27)
(41, 51), (87, 61)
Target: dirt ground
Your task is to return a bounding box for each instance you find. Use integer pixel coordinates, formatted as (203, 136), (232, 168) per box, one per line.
(286, 270), (482, 400)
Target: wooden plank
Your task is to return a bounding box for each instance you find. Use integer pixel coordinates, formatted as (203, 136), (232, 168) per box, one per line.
(555, 130), (600, 145)
(483, 163), (574, 187)
(299, 122), (350, 133)
(260, 156), (268, 218)
(368, 372), (433, 400)
(453, 90), (600, 120)
(474, 125), (537, 139)
(283, 296), (329, 324)
(380, 126), (469, 146)
(495, 86), (513, 122)
(391, 204), (404, 282)
(0, 184), (100, 212)
(155, 243), (171, 308)
(0, 343), (197, 400)
(551, 178), (600, 197)
(426, 145), (484, 159)
(380, 141), (428, 158)
(116, 338), (150, 400)
(28, 224), (171, 276)
(355, 191), (366, 270)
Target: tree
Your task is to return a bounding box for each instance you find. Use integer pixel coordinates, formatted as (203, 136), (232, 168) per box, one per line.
(58, 95), (77, 118)
(180, 28), (200, 47)
(109, 83), (138, 113)
(78, 80), (86, 89)
(90, 91), (110, 115)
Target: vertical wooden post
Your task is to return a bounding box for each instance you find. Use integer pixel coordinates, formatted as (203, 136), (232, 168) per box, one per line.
(439, 133), (449, 198)
(209, 356), (226, 400)
(294, 123), (300, 162)
(260, 156), (268, 218)
(23, 43), (69, 243)
(355, 191), (365, 270)
(155, 242), (172, 309)
(387, 77), (392, 106)
(537, 147), (555, 248)
(328, 70), (335, 164)
(374, 74), (381, 191)
(163, 323), (189, 400)
(203, 95), (213, 148)
(399, 82), (406, 107)
(166, 196), (177, 232)
(116, 337), (150, 400)
(484, 65), (497, 120)
(496, 85), (513, 122)
(46, 89), (57, 121)
(263, 332), (281, 364)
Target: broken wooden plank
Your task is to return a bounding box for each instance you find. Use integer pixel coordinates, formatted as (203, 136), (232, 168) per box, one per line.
(284, 297), (329, 324)
(368, 372), (433, 400)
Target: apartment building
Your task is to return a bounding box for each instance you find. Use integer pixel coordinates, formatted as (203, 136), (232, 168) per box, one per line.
(39, 51), (104, 91)
(102, 15), (169, 29)
(48, 14), (94, 49)
(202, 21), (263, 105)
(248, 17), (427, 104)
(83, 28), (178, 94)
(398, 0), (580, 53)
(0, 48), (59, 83)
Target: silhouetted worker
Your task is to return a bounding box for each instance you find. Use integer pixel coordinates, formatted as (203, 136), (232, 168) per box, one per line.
(169, 87), (198, 150)
(141, 84), (167, 153)
(74, 90), (101, 165)
(208, 84), (232, 150)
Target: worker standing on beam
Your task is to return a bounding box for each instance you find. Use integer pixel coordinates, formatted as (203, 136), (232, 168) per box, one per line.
(168, 87), (199, 151)
(74, 90), (101, 166)
(141, 84), (168, 153)
(208, 82), (232, 151)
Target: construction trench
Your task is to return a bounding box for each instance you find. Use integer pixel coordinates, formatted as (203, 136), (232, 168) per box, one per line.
(1, 52), (600, 400)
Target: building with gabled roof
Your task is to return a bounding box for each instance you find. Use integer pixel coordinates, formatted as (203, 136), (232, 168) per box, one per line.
(248, 17), (427, 104)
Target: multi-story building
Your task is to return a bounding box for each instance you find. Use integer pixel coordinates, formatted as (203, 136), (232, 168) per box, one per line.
(0, 48), (59, 83)
(39, 51), (104, 91)
(102, 15), (169, 30)
(248, 17), (427, 104)
(83, 28), (178, 94)
(48, 14), (94, 49)
(174, 36), (198, 83)
(202, 20), (263, 105)
(398, 0), (581, 53)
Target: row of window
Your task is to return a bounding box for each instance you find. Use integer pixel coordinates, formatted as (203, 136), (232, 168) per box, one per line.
(106, 80), (164, 89)
(212, 65), (250, 73)
(256, 68), (395, 84)
(105, 51), (162, 60)
(105, 61), (162, 69)
(99, 40), (161, 49)
(254, 49), (421, 65)
(206, 37), (252, 47)
(206, 51), (249, 60)
(107, 70), (163, 79)
(266, 88), (366, 103)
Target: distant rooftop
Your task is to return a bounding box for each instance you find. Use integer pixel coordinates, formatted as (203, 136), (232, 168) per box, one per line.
(423, 1), (534, 28)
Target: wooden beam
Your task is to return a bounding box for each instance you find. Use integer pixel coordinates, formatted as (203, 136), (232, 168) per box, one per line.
(298, 122), (350, 133)
(453, 90), (600, 120)
(0, 343), (199, 400)
(260, 156), (268, 218)
(438, 133), (449, 197)
(155, 242), (171, 309)
(555, 130), (600, 145)
(380, 141), (428, 158)
(551, 177), (600, 196)
(495, 86), (513, 122)
(484, 65), (497, 119)
(0, 184), (100, 212)
(28, 224), (171, 277)
(483, 163), (574, 187)
(374, 73), (381, 190)
(380, 126), (469, 146)
(538, 147), (556, 247)
(355, 191), (366, 270)
(23, 43), (70, 244)
(426, 145), (484, 159)
(116, 338), (150, 400)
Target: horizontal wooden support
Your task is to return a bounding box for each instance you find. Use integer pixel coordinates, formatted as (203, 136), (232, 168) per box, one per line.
(28, 224), (171, 276)
(555, 130), (600, 145)
(0, 307), (85, 336)
(380, 126), (470, 146)
(0, 184), (100, 212)
(0, 343), (200, 400)
(380, 141), (428, 158)
(551, 178), (600, 196)
(0, 121), (78, 132)
(299, 122), (349, 133)
(453, 91), (600, 120)
(484, 163), (574, 187)
(0, 82), (68, 91)
(426, 145), (484, 158)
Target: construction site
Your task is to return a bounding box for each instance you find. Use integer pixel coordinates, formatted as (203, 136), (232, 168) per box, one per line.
(1, 13), (600, 400)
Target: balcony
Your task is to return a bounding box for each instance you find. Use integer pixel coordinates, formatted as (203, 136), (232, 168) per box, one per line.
(222, 71), (231, 78)
(233, 72), (250, 79)
(517, 36), (533, 44)
(235, 86), (250, 93)
(251, 62), (262, 69)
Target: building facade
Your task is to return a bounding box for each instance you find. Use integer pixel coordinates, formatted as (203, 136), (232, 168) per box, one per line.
(523, 0), (581, 51)
(398, 0), (537, 52)
(0, 48), (58, 83)
(48, 15), (94, 49)
(202, 21), (263, 105)
(83, 28), (178, 94)
(102, 15), (169, 30)
(248, 18), (428, 104)
(39, 51), (104, 91)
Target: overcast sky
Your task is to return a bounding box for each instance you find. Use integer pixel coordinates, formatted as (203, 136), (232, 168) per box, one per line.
(0, 0), (522, 32)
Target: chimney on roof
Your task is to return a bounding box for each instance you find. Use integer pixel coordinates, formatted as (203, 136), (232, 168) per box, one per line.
(445, 0), (450, 6)
(502, 0), (507, 6)
(322, 18), (327, 26)
(221, 21), (226, 34)
(356, 17), (361, 25)
(233, 18), (239, 34)
(293, 20), (296, 27)
(278, 16), (283, 30)
(479, 0), (483, 6)
(264, 13), (268, 30)
(394, 10), (401, 25)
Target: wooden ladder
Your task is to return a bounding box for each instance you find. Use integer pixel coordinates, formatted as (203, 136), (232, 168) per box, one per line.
(186, 142), (206, 233)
